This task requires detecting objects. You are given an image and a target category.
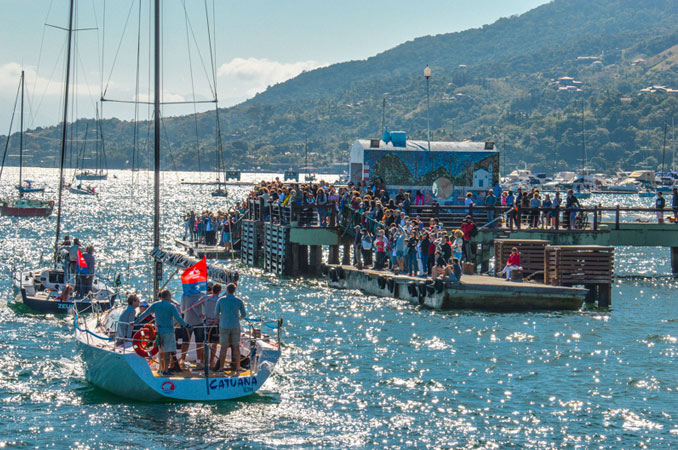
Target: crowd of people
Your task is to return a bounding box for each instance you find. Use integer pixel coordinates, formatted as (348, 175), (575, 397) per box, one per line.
(116, 282), (248, 377)
(183, 208), (243, 250)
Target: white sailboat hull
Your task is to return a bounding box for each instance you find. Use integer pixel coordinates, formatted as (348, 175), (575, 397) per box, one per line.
(76, 326), (280, 401)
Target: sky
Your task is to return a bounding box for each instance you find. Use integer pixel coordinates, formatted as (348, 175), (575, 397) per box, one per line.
(0, 0), (550, 132)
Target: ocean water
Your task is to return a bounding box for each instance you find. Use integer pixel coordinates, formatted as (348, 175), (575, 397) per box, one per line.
(0, 169), (676, 449)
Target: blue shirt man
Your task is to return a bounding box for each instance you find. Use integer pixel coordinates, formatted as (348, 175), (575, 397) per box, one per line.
(215, 284), (247, 372)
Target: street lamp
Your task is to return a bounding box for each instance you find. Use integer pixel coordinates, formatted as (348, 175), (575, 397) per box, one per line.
(424, 65), (432, 151)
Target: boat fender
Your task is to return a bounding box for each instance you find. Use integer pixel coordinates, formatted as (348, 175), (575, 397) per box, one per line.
(132, 325), (159, 358)
(377, 276), (386, 290)
(386, 278), (395, 293)
(417, 283), (427, 298)
(407, 281), (418, 297)
(336, 267), (345, 279)
(434, 279), (444, 293)
(329, 268), (339, 283)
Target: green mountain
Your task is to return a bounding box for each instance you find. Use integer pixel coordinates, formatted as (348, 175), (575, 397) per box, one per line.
(5, 0), (678, 174)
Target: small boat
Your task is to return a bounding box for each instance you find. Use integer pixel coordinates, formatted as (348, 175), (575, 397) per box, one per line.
(16, 180), (45, 194)
(69, 185), (97, 196)
(75, 307), (281, 401)
(13, 264), (117, 314)
(74, 170), (107, 181)
(1, 197), (54, 217)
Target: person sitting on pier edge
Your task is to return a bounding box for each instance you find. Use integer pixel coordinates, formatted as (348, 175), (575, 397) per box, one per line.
(116, 294), (139, 346)
(656, 191), (666, 224)
(431, 250), (446, 279)
(134, 289), (191, 376)
(500, 247), (521, 280)
(214, 283), (247, 373)
(444, 258), (463, 284)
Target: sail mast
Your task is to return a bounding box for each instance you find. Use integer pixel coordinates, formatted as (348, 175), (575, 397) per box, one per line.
(18, 71), (24, 198)
(53, 0), (75, 267)
(153, 0), (161, 294)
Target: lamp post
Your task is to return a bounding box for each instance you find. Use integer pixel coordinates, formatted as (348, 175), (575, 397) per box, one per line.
(424, 65), (432, 151)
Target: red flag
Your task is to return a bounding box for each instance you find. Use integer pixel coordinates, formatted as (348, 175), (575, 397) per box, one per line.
(181, 256), (207, 295)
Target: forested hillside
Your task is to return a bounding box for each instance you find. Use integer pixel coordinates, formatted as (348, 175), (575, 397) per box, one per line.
(5, 0), (678, 174)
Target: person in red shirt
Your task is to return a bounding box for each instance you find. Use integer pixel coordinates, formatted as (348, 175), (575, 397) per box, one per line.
(459, 216), (476, 263)
(500, 247), (521, 279)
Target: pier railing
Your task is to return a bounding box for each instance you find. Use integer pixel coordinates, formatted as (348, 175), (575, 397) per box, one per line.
(246, 199), (338, 227)
(339, 203), (675, 234)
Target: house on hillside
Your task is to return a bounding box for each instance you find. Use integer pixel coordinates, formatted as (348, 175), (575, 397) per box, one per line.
(349, 131), (500, 204)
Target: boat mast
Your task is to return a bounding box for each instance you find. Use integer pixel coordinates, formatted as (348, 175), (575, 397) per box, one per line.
(662, 123), (668, 176)
(53, 0), (75, 267)
(153, 0), (161, 294)
(580, 100), (586, 172)
(18, 71), (24, 198)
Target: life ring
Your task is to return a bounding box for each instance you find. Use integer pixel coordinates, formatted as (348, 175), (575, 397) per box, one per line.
(48, 200), (55, 207)
(132, 325), (159, 358)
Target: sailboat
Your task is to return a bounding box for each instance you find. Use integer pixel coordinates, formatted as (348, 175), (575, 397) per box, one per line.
(69, 123), (98, 196)
(12, 4), (116, 313)
(75, 0), (281, 401)
(0, 71), (54, 217)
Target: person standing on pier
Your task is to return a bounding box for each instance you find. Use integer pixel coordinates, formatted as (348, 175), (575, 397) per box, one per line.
(353, 226), (363, 268)
(373, 229), (388, 270)
(656, 192), (666, 224)
(672, 187), (678, 222)
(484, 190), (497, 228)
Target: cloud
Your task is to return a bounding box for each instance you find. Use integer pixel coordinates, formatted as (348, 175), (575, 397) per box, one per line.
(217, 57), (325, 103)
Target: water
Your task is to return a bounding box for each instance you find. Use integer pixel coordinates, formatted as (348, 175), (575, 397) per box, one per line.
(1, 169), (677, 448)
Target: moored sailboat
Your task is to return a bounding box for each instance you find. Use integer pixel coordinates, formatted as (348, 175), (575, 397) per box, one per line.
(0, 71), (53, 217)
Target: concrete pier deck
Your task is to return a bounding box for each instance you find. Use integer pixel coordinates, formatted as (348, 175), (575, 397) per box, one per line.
(326, 265), (587, 311)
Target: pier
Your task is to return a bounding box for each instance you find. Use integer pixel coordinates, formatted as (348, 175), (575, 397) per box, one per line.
(231, 192), (678, 310)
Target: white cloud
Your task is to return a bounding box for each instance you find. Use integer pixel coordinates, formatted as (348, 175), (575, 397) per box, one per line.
(217, 57), (325, 103)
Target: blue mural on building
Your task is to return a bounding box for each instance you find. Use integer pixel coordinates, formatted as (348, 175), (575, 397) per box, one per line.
(364, 149), (499, 189)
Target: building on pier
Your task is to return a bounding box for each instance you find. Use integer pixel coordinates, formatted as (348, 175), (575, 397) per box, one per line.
(348, 131), (500, 204)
